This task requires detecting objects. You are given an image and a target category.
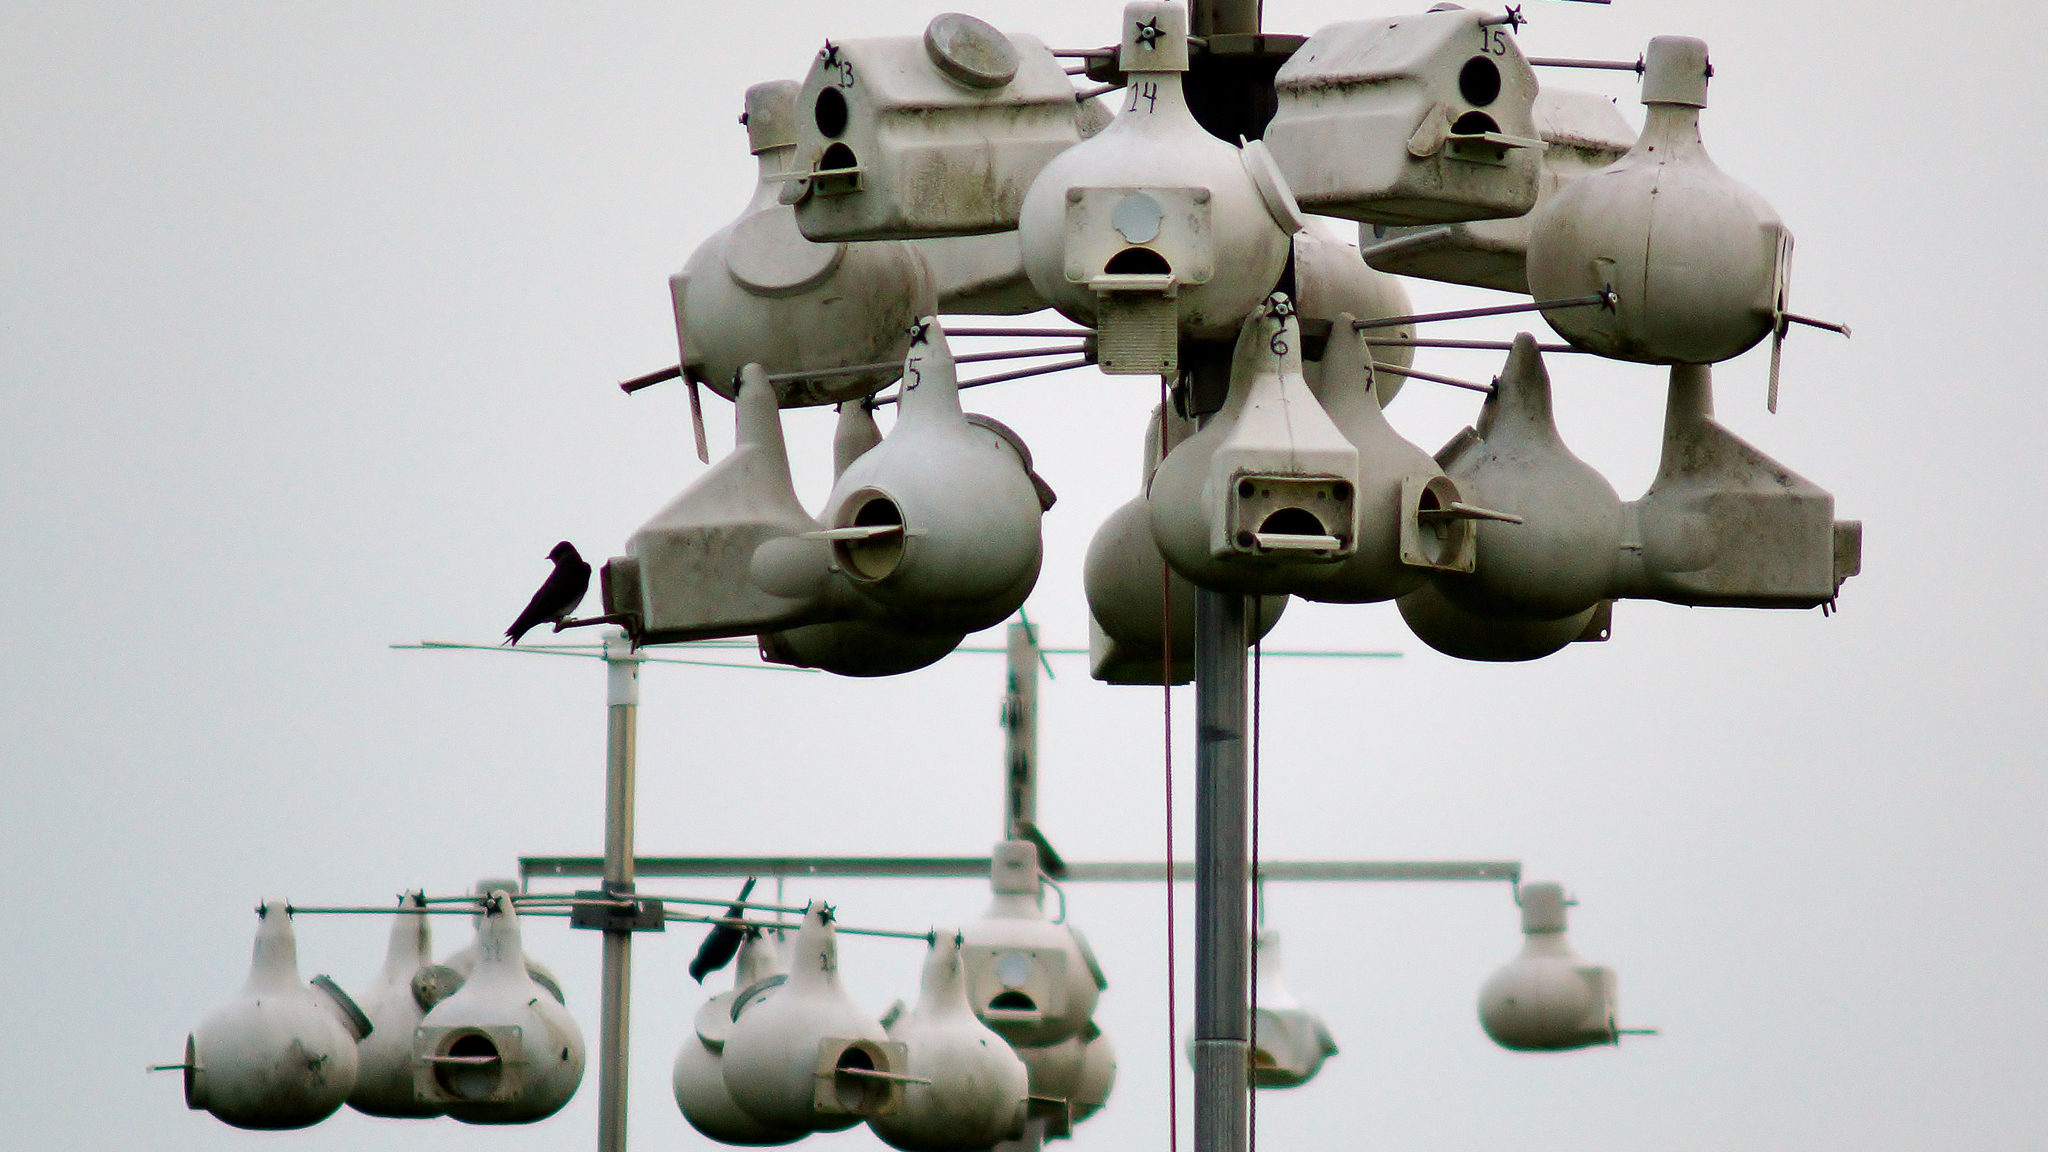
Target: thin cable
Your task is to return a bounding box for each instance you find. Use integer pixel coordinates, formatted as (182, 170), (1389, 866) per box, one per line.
(1158, 378), (1180, 1152)
(1248, 622), (1263, 1152)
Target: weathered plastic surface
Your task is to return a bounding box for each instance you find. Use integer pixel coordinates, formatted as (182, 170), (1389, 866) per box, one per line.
(790, 17), (1083, 241)
(723, 905), (899, 1133)
(1291, 217), (1413, 404)
(413, 892), (585, 1124)
(1148, 294), (1362, 596)
(1619, 363), (1858, 607)
(345, 897), (443, 1118)
(869, 932), (1031, 1152)
(675, 81), (934, 407)
(1365, 88), (1636, 293)
(817, 319), (1046, 633)
(1528, 37), (1790, 364)
(185, 900), (359, 1130)
(625, 364), (837, 644)
(1267, 9), (1543, 226)
(1009, 1023), (1116, 1138)
(1085, 403), (1285, 686)
(1019, 2), (1291, 341)
(1429, 335), (1623, 622)
(1293, 314), (1457, 605)
(1478, 882), (1619, 1052)
(1248, 929), (1338, 1089)
(675, 932), (806, 1146)
(960, 842), (1105, 1049)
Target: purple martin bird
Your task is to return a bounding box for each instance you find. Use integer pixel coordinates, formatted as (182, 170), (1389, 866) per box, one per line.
(503, 541), (591, 645)
(689, 877), (758, 983)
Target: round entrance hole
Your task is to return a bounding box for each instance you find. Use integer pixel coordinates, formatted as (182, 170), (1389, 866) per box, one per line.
(436, 1032), (503, 1102)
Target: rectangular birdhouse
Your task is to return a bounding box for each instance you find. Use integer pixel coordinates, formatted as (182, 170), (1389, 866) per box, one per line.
(1364, 89), (1638, 293)
(1264, 8), (1544, 226)
(789, 16), (1084, 242)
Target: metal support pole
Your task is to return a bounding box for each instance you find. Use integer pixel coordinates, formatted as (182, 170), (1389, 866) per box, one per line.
(1003, 621), (1039, 842)
(599, 628), (642, 1152)
(1192, 589), (1249, 1152)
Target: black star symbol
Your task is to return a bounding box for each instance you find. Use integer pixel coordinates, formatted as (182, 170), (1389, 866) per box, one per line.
(1267, 293), (1295, 319)
(1503, 6), (1525, 30)
(821, 41), (841, 69)
(817, 902), (837, 924)
(1133, 17), (1163, 47)
(906, 319), (932, 345)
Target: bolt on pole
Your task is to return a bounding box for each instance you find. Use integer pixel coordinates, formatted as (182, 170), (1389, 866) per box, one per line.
(599, 629), (643, 1152)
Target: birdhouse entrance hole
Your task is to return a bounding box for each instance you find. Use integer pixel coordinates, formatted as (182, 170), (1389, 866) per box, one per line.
(832, 1047), (891, 1114)
(435, 1032), (505, 1102)
(837, 495), (905, 581)
(1451, 111), (1501, 136)
(1104, 247), (1172, 276)
(815, 88), (849, 137)
(1459, 57), (1502, 106)
(988, 990), (1037, 1012)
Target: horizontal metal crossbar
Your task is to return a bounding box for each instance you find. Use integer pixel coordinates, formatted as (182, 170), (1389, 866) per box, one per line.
(521, 856), (1520, 884)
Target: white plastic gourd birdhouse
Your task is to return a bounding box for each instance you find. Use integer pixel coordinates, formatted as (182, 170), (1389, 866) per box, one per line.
(346, 894), (443, 1119)
(1018, 1), (1294, 374)
(1396, 582), (1607, 663)
(1012, 1023), (1116, 1137)
(817, 320), (1050, 635)
(182, 900), (361, 1130)
(1294, 314), (1470, 605)
(961, 842), (1106, 1049)
(1365, 88), (1637, 293)
(413, 891), (585, 1124)
(789, 15), (1082, 242)
(674, 80), (935, 408)
(1085, 404), (1287, 685)
(1291, 217), (1413, 404)
(723, 904), (906, 1133)
(1249, 929), (1339, 1089)
(1148, 293), (1362, 596)
(1423, 334), (1622, 626)
(1266, 8), (1543, 227)
(869, 931), (1030, 1152)
(1619, 364), (1860, 607)
(618, 364), (837, 644)
(1478, 882), (1619, 1052)
(1527, 37), (1791, 364)
(675, 930), (808, 1146)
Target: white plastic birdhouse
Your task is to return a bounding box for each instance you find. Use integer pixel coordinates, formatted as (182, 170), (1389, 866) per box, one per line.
(1527, 37), (1791, 364)
(723, 904), (906, 1133)
(675, 80), (935, 408)
(1147, 293), (1363, 596)
(676, 931), (808, 1146)
(788, 15), (1083, 242)
(1265, 8), (1543, 227)
(346, 895), (443, 1119)
(817, 320), (1049, 635)
(759, 619), (969, 678)
(1619, 364), (1859, 607)
(1018, 2), (1294, 371)
(1249, 929), (1338, 1089)
(1478, 882), (1619, 1052)
(1290, 217), (1413, 403)
(1085, 404), (1286, 686)
(869, 931), (1030, 1152)
(413, 892), (586, 1124)
(620, 364), (838, 644)
(183, 900), (360, 1130)
(1364, 88), (1637, 293)
(1012, 1023), (1116, 1137)
(960, 842), (1106, 1049)
(1293, 314), (1468, 605)
(1426, 335), (1622, 623)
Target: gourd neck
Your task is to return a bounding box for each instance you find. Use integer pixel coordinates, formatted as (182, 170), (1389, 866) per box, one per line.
(1637, 105), (1705, 161)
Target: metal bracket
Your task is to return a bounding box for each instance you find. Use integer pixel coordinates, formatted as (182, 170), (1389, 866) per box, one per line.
(569, 888), (666, 933)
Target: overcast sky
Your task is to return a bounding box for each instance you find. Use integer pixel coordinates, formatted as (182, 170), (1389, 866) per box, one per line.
(3, 2), (2043, 1150)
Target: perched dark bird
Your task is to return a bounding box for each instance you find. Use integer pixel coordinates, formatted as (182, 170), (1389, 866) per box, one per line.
(503, 541), (591, 645)
(689, 877), (758, 983)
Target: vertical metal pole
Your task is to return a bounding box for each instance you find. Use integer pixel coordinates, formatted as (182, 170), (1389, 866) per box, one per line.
(1003, 621), (1039, 841)
(599, 628), (641, 1152)
(1191, 590), (1249, 1152)
(1184, 6), (1263, 1150)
